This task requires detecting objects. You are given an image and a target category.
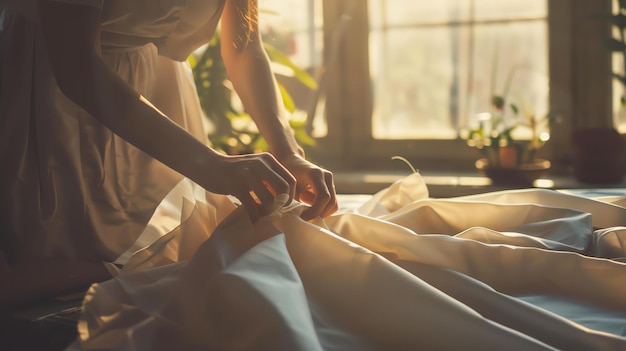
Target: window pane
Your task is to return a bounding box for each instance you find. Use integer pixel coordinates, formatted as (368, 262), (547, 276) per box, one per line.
(369, 0), (548, 140)
(467, 22), (549, 136)
(369, 0), (471, 27)
(370, 27), (465, 139)
(259, 0), (323, 69)
(474, 0), (546, 20)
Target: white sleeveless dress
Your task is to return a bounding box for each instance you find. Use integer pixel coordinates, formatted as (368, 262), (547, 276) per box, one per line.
(0, 0), (226, 263)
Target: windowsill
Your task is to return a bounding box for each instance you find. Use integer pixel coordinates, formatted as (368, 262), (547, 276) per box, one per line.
(334, 170), (626, 198)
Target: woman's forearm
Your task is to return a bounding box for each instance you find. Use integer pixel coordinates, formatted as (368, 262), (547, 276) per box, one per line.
(220, 0), (304, 161)
(225, 46), (305, 160)
(69, 58), (222, 189)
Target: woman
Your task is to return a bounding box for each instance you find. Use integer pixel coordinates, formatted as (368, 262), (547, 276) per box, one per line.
(0, 0), (337, 308)
(3, 3), (626, 350)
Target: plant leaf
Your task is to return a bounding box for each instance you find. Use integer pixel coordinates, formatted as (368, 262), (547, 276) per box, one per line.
(501, 126), (517, 141)
(264, 42), (318, 90)
(293, 127), (316, 147)
(277, 82), (296, 113)
(491, 95), (505, 109)
(187, 54), (197, 69)
(468, 129), (483, 140)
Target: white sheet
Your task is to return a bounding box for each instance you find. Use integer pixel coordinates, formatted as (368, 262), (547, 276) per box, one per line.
(69, 173), (626, 350)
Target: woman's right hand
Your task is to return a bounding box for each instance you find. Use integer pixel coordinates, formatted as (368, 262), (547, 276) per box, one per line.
(203, 152), (297, 222)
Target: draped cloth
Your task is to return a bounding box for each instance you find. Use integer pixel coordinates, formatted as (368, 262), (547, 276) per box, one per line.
(70, 173), (626, 350)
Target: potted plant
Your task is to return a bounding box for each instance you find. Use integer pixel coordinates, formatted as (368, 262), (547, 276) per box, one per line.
(465, 97), (555, 185)
(463, 50), (556, 185)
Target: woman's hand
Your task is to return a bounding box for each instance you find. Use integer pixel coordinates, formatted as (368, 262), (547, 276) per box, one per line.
(219, 0), (336, 221)
(204, 152), (297, 222)
(278, 154), (338, 221)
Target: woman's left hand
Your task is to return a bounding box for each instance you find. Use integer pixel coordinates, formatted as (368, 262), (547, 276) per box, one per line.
(279, 154), (338, 220)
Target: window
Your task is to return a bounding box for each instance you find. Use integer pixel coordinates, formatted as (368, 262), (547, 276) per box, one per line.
(369, 1), (548, 141)
(256, 0), (615, 174)
(259, 0), (324, 71)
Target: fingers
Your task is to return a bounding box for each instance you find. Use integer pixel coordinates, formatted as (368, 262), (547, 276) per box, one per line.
(321, 171), (338, 216)
(230, 153), (296, 221)
(299, 168), (338, 221)
(236, 189), (262, 222)
(257, 153), (297, 204)
(215, 152), (336, 222)
(268, 160), (297, 202)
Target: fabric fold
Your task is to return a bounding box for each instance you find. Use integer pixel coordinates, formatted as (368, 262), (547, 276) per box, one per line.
(71, 173), (626, 350)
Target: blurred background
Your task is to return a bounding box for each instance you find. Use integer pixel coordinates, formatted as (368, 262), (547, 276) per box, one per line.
(194, 0), (626, 194)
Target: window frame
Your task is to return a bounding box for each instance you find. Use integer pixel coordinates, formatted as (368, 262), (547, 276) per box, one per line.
(306, 0), (614, 175)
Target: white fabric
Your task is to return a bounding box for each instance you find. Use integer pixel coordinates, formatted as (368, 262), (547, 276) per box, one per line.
(69, 173), (626, 350)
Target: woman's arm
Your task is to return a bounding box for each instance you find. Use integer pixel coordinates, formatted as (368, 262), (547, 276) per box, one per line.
(37, 1), (295, 220)
(220, 0), (338, 219)
(220, 0), (301, 161)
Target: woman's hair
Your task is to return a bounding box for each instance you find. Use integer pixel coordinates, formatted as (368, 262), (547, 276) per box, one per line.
(228, 0), (258, 50)
(241, 0), (258, 46)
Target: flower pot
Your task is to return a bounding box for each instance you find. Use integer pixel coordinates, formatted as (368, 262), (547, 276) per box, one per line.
(475, 158), (551, 186)
(498, 146), (519, 168)
(572, 128), (624, 184)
